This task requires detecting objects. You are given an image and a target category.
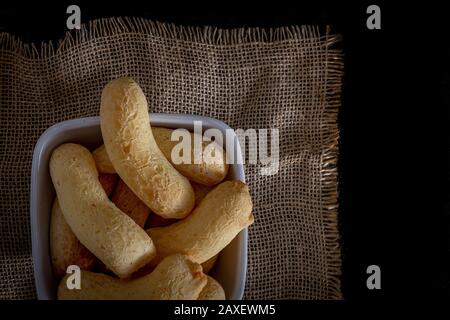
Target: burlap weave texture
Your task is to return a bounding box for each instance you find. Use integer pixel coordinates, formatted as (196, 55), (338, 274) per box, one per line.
(0, 17), (343, 299)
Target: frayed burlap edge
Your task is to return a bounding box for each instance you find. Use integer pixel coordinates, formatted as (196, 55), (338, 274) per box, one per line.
(0, 17), (343, 299)
(0, 17), (341, 58)
(322, 26), (343, 300)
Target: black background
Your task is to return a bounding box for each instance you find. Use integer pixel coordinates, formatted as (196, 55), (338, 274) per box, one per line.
(1, 1), (449, 302)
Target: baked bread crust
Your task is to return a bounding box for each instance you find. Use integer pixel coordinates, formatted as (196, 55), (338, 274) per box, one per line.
(198, 276), (226, 300)
(147, 180), (254, 265)
(92, 128), (229, 186)
(100, 78), (194, 219)
(50, 199), (96, 278)
(49, 143), (156, 278)
(58, 254), (207, 300)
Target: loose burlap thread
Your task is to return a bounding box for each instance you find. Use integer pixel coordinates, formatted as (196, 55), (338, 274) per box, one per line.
(0, 17), (343, 299)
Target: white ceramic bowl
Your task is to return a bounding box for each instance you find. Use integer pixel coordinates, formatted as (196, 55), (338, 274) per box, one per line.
(30, 113), (248, 300)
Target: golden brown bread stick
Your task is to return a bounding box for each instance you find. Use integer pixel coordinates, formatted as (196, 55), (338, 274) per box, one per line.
(92, 127), (229, 186)
(50, 199), (96, 279)
(50, 173), (117, 278)
(50, 143), (156, 278)
(147, 180), (254, 265)
(58, 255), (207, 300)
(152, 127), (228, 186)
(100, 77), (195, 219)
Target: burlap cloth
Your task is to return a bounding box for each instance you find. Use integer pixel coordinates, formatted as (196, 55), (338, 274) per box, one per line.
(0, 17), (343, 299)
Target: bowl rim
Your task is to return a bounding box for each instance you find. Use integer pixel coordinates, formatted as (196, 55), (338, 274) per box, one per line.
(30, 113), (248, 300)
